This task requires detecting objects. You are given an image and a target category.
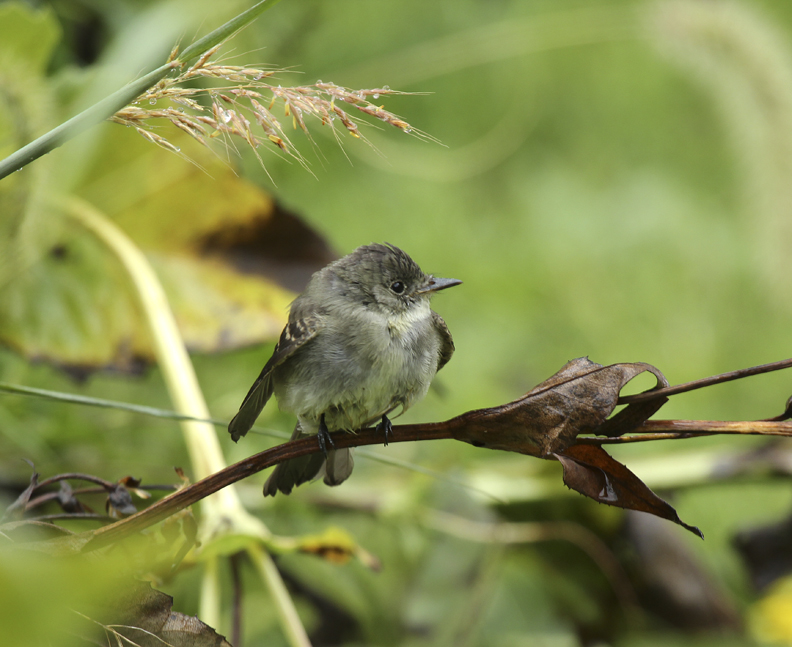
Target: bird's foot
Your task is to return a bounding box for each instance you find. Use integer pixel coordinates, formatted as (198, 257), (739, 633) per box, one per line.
(317, 414), (334, 458)
(376, 414), (393, 447)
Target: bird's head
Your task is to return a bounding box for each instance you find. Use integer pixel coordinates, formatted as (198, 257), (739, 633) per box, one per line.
(330, 243), (461, 316)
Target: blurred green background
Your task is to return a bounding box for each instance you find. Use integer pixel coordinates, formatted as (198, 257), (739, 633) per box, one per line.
(4, 0), (792, 645)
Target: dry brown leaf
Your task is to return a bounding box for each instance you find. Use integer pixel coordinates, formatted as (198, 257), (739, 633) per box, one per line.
(95, 582), (231, 647)
(451, 357), (668, 456)
(556, 444), (702, 538)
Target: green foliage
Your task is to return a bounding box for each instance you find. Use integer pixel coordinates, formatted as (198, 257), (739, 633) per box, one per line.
(0, 4), (61, 73)
(4, 0), (792, 645)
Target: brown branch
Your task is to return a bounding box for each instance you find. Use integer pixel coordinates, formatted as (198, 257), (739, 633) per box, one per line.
(82, 415), (791, 552)
(36, 473), (116, 490)
(582, 419), (792, 444)
(27, 513), (115, 523)
(618, 357), (792, 404)
(81, 421), (453, 552)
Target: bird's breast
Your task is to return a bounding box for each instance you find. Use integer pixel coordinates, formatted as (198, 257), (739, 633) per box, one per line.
(274, 302), (440, 431)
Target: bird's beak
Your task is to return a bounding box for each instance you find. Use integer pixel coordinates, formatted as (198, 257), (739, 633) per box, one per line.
(416, 277), (463, 295)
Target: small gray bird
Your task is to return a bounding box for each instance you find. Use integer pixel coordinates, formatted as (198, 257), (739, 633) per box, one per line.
(228, 243), (461, 496)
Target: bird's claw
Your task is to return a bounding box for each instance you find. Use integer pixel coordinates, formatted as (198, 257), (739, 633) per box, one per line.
(376, 415), (393, 447)
(317, 414), (334, 458)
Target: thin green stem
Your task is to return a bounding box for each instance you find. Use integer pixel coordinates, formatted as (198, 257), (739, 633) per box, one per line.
(0, 63), (173, 181)
(0, 380), (291, 441)
(0, 381), (228, 425)
(249, 544), (312, 647)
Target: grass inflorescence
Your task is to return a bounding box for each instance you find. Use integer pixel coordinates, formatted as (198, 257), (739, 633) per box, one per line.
(111, 44), (431, 173)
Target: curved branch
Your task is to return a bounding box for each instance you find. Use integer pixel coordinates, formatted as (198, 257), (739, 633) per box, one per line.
(83, 421), (453, 551)
(81, 412), (792, 552)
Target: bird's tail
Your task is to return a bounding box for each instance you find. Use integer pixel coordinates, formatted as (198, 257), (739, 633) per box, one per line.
(263, 425), (354, 496)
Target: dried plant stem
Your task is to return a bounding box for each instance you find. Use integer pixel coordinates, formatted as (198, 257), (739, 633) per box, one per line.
(77, 415), (792, 553)
(619, 357), (792, 404)
(643, 419), (792, 434)
(0, 381), (499, 500)
(81, 423), (452, 552)
(12, 355), (792, 562)
(585, 418), (792, 444)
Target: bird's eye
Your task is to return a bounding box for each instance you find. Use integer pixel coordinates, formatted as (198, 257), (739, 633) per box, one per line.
(390, 281), (405, 294)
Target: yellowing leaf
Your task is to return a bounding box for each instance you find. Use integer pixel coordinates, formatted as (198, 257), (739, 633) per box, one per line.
(750, 577), (792, 644)
(296, 526), (381, 570)
(0, 94), (335, 372)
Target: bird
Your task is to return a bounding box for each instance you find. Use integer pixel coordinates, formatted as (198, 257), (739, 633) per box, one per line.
(227, 242), (461, 496)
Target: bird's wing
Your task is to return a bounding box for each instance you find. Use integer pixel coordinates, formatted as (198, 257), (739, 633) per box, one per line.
(228, 316), (324, 442)
(432, 311), (455, 372)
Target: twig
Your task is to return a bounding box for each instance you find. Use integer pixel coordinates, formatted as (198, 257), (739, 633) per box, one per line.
(582, 419), (792, 444)
(78, 411), (792, 552)
(25, 513), (115, 523)
(82, 422), (451, 551)
(35, 473), (116, 490)
(618, 357), (792, 404)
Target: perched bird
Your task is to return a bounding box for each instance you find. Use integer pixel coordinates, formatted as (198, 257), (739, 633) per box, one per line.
(228, 243), (461, 496)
